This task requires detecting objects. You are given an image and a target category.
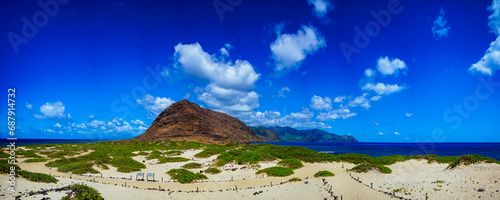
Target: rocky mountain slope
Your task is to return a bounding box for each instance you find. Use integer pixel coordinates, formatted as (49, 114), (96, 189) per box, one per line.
(132, 100), (262, 144)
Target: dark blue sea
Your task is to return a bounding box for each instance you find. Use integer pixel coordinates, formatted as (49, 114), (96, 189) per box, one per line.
(260, 142), (500, 161)
(2, 139), (499, 161)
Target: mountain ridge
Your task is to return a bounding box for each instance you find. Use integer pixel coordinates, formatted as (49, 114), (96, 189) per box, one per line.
(131, 99), (262, 144)
(253, 126), (357, 142)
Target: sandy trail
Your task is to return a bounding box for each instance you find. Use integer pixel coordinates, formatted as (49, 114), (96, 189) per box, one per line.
(3, 150), (499, 199)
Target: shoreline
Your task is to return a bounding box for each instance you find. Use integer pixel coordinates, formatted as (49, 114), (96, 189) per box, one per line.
(1, 142), (499, 199)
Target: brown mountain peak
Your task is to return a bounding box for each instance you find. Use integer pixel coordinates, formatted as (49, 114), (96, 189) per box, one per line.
(131, 100), (261, 144)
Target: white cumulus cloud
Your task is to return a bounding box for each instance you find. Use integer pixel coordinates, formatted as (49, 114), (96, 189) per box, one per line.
(137, 94), (175, 118)
(271, 26), (325, 72)
(131, 119), (147, 126)
(308, 0), (334, 18)
(362, 83), (404, 95)
(310, 95), (333, 110)
(174, 42), (260, 91)
(431, 8), (451, 39)
(34, 102), (68, 119)
(198, 84), (259, 112)
(376, 57), (407, 76)
(470, 0), (500, 75)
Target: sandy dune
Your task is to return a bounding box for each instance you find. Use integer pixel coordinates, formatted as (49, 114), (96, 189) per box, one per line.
(1, 149), (499, 200)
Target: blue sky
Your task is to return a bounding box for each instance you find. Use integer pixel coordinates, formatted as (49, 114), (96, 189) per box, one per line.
(1, 0), (500, 142)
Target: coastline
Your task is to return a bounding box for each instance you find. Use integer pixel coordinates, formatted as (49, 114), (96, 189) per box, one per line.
(1, 143), (499, 200)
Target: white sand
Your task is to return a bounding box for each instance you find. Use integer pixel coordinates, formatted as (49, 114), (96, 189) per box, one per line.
(1, 149), (499, 200)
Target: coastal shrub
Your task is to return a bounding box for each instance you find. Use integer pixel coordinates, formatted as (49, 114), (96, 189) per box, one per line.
(18, 150), (42, 158)
(98, 164), (109, 170)
(39, 151), (55, 155)
(277, 158), (303, 170)
(18, 170), (58, 183)
(256, 166), (294, 177)
(248, 164), (261, 170)
(167, 169), (208, 183)
(182, 162), (203, 169)
(447, 154), (499, 169)
(289, 177), (302, 182)
(314, 170), (335, 177)
(24, 158), (49, 163)
(235, 151), (263, 164)
(350, 164), (392, 174)
(58, 162), (100, 174)
(164, 150), (183, 156)
(146, 153), (163, 159)
(158, 157), (190, 163)
(136, 151), (148, 156)
(110, 157), (146, 173)
(0, 151), (10, 158)
(215, 152), (236, 166)
(204, 168), (222, 174)
(194, 145), (231, 158)
(0, 159), (20, 174)
(63, 184), (104, 200)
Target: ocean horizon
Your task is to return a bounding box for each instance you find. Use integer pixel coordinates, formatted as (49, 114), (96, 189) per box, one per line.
(4, 139), (499, 161)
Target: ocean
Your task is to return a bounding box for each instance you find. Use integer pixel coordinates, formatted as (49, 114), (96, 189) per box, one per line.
(260, 142), (500, 161)
(2, 139), (499, 160)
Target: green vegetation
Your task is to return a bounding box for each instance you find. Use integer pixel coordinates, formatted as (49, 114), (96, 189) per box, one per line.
(57, 162), (100, 174)
(111, 157), (146, 173)
(17, 150), (42, 158)
(194, 144), (237, 158)
(314, 170), (335, 177)
(204, 167), (222, 174)
(167, 169), (208, 183)
(0, 151), (10, 158)
(277, 158), (303, 170)
(0, 159), (20, 174)
(447, 154), (499, 169)
(350, 164), (392, 174)
(289, 177), (302, 182)
(182, 162), (202, 169)
(164, 150), (183, 156)
(63, 184), (104, 200)
(24, 158), (49, 163)
(158, 157), (190, 163)
(256, 166), (294, 177)
(18, 170), (58, 183)
(17, 140), (499, 177)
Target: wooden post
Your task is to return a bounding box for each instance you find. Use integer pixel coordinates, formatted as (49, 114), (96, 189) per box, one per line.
(162, 177), (163, 182)
(341, 195), (343, 200)
(393, 189), (395, 197)
(371, 183), (373, 188)
(101, 173), (103, 178)
(125, 182), (126, 187)
(197, 187), (199, 193)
